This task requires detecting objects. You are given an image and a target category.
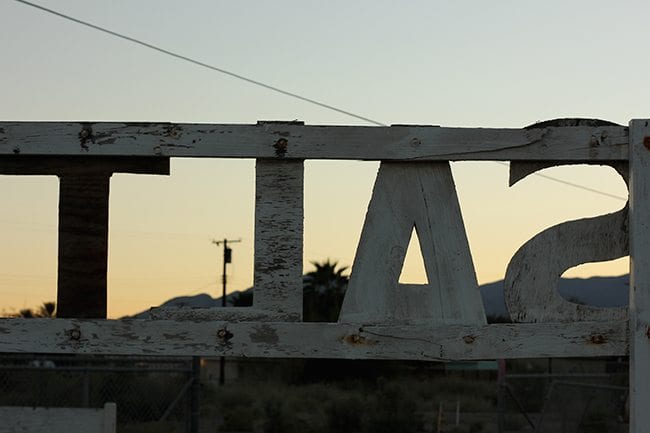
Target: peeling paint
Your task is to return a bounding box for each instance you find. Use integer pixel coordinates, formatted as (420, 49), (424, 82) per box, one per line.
(250, 325), (279, 344)
(162, 124), (183, 138)
(78, 123), (95, 150)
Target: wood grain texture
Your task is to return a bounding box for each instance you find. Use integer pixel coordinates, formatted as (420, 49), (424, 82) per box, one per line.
(0, 403), (116, 433)
(0, 122), (628, 161)
(0, 156), (169, 175)
(148, 306), (296, 322)
(253, 159), (304, 320)
(57, 174), (110, 319)
(339, 162), (485, 325)
(505, 161), (629, 323)
(0, 318), (627, 360)
(628, 119), (650, 433)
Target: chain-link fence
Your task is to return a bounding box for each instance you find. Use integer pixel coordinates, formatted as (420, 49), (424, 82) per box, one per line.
(535, 381), (628, 433)
(0, 354), (198, 433)
(497, 357), (629, 433)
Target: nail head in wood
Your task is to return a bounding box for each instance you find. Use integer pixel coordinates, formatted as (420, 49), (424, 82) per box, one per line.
(217, 328), (233, 342)
(68, 329), (81, 341)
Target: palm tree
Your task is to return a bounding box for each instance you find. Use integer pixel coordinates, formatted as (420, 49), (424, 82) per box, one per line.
(303, 260), (349, 322)
(16, 302), (56, 318)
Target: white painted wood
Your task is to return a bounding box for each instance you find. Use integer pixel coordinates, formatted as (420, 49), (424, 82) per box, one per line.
(340, 162), (485, 325)
(0, 318), (626, 360)
(505, 161), (629, 322)
(0, 403), (116, 433)
(253, 159), (303, 320)
(148, 306), (295, 321)
(628, 119), (650, 433)
(102, 403), (116, 433)
(0, 122), (628, 161)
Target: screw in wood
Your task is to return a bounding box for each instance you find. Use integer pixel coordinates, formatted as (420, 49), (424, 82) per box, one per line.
(69, 329), (81, 341)
(643, 136), (650, 150)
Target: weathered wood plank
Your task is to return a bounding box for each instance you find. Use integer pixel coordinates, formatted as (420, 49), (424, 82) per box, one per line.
(57, 174), (110, 319)
(253, 159), (304, 320)
(505, 161), (628, 322)
(0, 403), (116, 433)
(628, 119), (650, 432)
(147, 307), (296, 322)
(0, 122), (628, 161)
(0, 156), (170, 175)
(0, 319), (627, 360)
(340, 162), (485, 325)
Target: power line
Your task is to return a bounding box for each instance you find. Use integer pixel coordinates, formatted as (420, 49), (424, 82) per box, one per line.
(13, 0), (384, 127)
(494, 162), (627, 201)
(12, 0), (627, 201)
(524, 171), (626, 201)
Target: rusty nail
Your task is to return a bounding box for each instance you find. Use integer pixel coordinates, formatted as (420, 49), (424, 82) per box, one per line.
(344, 334), (363, 345)
(69, 329), (81, 341)
(217, 328), (233, 341)
(462, 335), (475, 344)
(273, 138), (288, 157)
(590, 334), (606, 345)
(644, 136), (650, 150)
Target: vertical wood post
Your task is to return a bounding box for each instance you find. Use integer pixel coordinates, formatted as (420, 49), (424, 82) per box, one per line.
(629, 119), (650, 432)
(57, 174), (111, 318)
(253, 159), (304, 321)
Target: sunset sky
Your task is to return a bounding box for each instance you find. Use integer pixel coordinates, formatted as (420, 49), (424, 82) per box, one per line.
(0, 0), (640, 317)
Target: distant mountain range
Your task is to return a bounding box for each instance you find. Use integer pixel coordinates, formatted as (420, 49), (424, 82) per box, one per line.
(479, 275), (628, 319)
(130, 275), (630, 320)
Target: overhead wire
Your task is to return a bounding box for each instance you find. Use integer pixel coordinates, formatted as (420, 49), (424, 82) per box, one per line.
(13, 0), (383, 127)
(12, 0), (627, 202)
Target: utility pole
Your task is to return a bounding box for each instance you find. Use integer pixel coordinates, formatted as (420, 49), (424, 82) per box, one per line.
(212, 238), (241, 306)
(211, 237), (241, 385)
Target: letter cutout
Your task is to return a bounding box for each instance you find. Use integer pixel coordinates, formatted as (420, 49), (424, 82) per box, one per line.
(505, 161), (628, 322)
(339, 162), (486, 325)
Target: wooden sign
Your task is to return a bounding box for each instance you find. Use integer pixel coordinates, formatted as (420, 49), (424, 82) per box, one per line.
(0, 119), (633, 361)
(3, 118), (645, 430)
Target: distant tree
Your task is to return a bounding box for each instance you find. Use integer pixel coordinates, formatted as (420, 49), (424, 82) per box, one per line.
(231, 291), (253, 307)
(226, 260), (349, 321)
(303, 260), (349, 322)
(15, 302), (56, 318)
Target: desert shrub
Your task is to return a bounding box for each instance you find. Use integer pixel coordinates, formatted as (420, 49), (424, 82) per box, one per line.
(363, 380), (420, 433)
(325, 394), (363, 433)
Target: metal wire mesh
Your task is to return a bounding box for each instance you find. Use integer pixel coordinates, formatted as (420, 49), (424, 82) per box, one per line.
(0, 354), (193, 432)
(536, 381), (628, 433)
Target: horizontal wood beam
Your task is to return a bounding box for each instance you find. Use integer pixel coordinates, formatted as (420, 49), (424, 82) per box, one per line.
(0, 319), (627, 360)
(0, 122), (628, 161)
(0, 156), (170, 175)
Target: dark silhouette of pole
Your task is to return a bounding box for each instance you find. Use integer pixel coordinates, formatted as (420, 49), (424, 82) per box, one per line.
(190, 356), (200, 433)
(212, 238), (241, 385)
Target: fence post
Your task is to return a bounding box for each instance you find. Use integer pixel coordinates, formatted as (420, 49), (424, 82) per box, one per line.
(497, 359), (506, 433)
(629, 119), (650, 433)
(190, 357), (200, 433)
(57, 174), (111, 318)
